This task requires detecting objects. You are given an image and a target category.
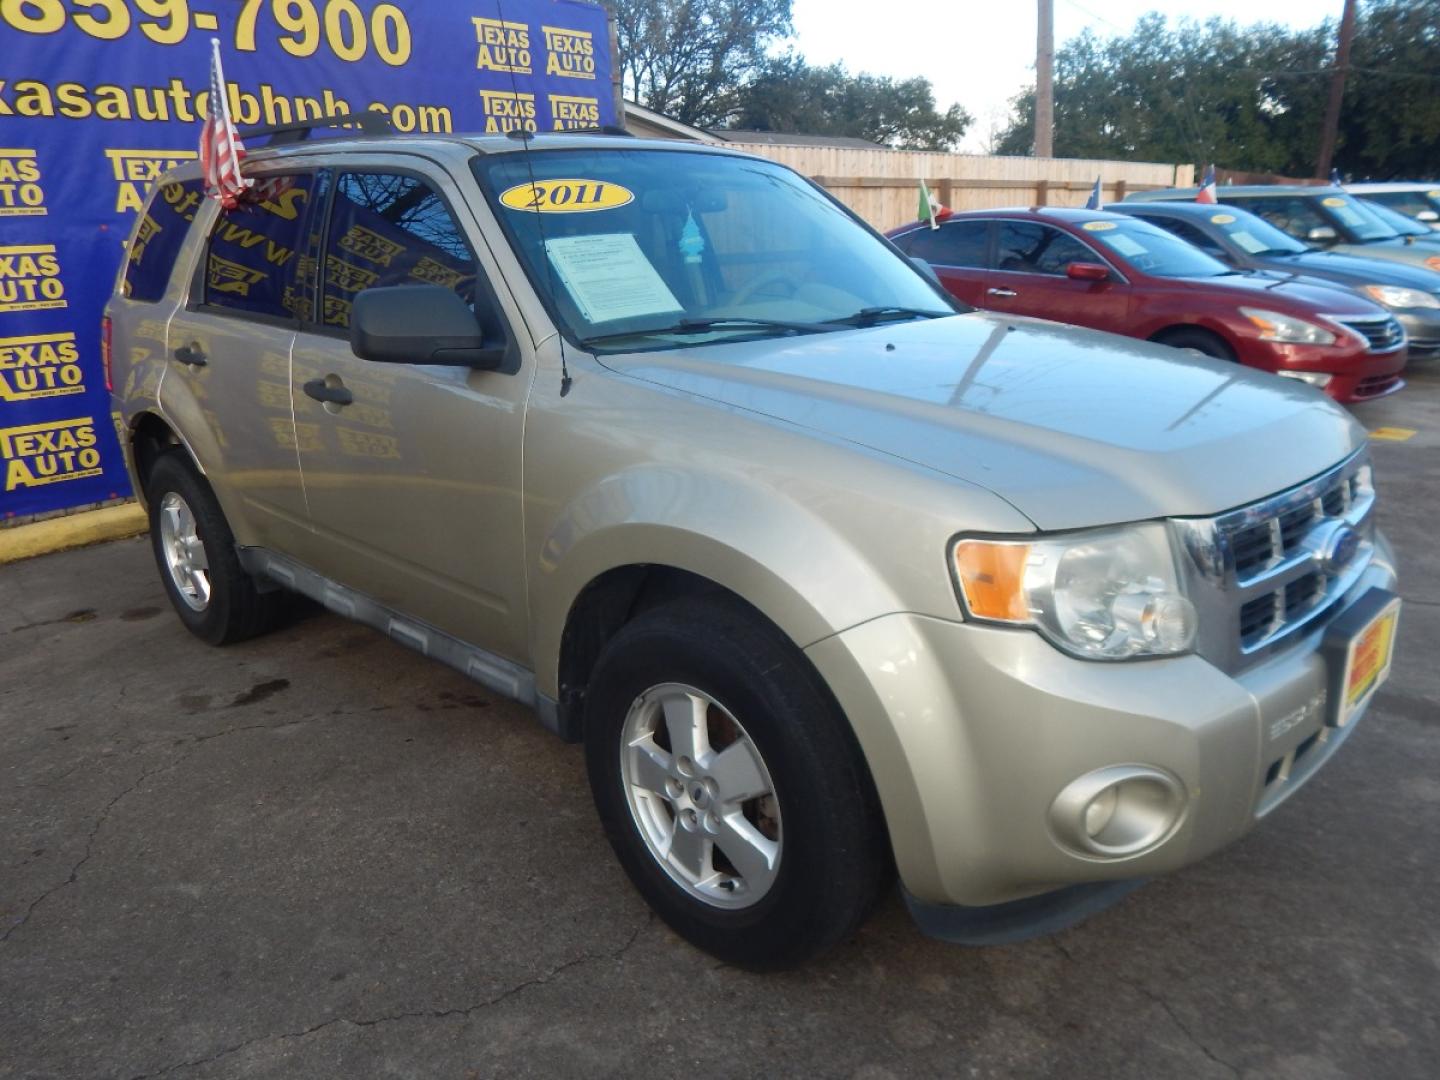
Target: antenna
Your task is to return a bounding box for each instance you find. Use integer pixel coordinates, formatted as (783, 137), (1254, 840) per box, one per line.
(495, 0), (572, 396)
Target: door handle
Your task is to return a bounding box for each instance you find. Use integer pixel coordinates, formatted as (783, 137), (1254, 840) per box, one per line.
(985, 287), (1017, 298)
(173, 343), (207, 366)
(303, 378), (353, 406)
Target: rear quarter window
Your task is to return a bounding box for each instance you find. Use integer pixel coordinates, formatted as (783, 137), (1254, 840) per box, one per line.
(123, 178), (205, 303)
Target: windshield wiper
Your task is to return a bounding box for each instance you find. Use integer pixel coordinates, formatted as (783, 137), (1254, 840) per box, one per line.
(580, 316), (836, 347)
(830, 306), (952, 327)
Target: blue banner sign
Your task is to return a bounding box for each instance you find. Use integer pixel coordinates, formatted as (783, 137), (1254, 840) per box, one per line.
(0, 0), (615, 520)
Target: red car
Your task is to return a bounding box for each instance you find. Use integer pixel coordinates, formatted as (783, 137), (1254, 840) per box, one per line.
(888, 207), (1406, 403)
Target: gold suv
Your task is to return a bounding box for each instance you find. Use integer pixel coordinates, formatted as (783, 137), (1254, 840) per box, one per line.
(108, 127), (1401, 968)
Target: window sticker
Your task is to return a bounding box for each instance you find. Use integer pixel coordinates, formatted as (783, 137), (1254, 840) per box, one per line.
(1210, 213), (1236, 224)
(544, 233), (682, 323)
(1322, 196), (1347, 207)
(500, 179), (635, 213)
(1429, 190), (1440, 199)
(1229, 230), (1268, 254)
(1081, 220), (1116, 231)
(1100, 233), (1147, 257)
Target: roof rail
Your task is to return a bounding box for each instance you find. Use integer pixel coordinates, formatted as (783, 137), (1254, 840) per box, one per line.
(238, 110), (394, 147)
(503, 125), (635, 140)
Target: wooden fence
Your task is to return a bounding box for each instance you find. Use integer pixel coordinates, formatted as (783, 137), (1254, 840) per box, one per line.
(726, 144), (1196, 231)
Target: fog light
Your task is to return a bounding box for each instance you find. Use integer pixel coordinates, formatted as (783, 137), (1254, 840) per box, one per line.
(1276, 370), (1334, 388)
(1050, 766), (1187, 858)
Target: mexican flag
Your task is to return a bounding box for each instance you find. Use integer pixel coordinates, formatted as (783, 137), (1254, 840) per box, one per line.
(918, 181), (952, 230)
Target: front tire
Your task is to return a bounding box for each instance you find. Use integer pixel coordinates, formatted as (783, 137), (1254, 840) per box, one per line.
(146, 452), (284, 645)
(584, 595), (889, 969)
(1154, 326), (1236, 361)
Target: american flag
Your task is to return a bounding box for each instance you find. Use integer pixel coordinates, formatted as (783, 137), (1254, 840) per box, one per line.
(1196, 163), (1218, 205)
(200, 39), (251, 209)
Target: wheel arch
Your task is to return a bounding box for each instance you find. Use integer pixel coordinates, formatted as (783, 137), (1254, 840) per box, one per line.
(1147, 322), (1237, 358)
(129, 410), (204, 506)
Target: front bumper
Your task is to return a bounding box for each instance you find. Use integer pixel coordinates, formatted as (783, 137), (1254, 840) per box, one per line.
(1395, 309), (1440, 361)
(805, 533), (1397, 911)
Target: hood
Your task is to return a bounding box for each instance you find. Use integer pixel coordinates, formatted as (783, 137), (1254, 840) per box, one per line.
(1261, 251), (1440, 291)
(598, 313), (1366, 531)
(1181, 273), (1386, 316)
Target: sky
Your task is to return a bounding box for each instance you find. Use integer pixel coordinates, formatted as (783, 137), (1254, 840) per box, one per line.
(789, 0), (1344, 152)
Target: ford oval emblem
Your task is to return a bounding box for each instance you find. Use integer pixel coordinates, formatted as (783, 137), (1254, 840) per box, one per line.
(1320, 524), (1361, 575)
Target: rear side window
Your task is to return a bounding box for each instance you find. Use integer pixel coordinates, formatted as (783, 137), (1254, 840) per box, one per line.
(907, 221), (988, 267)
(320, 172), (477, 330)
(204, 174), (316, 320)
(123, 178), (205, 303)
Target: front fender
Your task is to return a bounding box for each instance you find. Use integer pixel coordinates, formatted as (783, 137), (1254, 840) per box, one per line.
(528, 463), (906, 698)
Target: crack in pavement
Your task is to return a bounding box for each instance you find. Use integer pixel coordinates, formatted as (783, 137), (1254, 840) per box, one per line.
(1, 713), (336, 943)
(1051, 940), (1240, 1078)
(125, 914), (655, 1080)
(0, 747), (193, 945)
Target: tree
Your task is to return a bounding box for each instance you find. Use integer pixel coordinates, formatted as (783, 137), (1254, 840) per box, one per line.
(991, 5), (1440, 178)
(1339, 0), (1440, 178)
(731, 56), (971, 150)
(604, 0), (794, 128)
(994, 15), (1332, 172)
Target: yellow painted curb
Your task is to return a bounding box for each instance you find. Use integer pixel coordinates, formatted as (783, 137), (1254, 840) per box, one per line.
(0, 504), (147, 565)
(1369, 427), (1417, 442)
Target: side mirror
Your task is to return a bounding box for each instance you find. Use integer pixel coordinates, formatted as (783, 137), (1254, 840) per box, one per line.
(1306, 226), (1338, 243)
(1416, 209), (1439, 223)
(909, 255), (943, 287)
(350, 285), (506, 369)
(1065, 261), (1111, 281)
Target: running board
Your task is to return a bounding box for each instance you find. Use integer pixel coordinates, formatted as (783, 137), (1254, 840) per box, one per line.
(237, 548), (572, 740)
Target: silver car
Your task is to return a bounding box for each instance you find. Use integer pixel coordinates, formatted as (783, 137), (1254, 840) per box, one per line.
(107, 128), (1402, 968)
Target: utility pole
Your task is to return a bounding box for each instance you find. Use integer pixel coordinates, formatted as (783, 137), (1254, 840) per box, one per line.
(1034, 0), (1054, 157)
(1316, 0), (1358, 179)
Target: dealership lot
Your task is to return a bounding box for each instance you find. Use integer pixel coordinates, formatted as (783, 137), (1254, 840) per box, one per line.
(2, 369), (1438, 1080)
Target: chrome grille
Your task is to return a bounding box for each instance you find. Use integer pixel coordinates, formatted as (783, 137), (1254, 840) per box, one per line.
(1174, 453), (1375, 668)
(1337, 315), (1405, 353)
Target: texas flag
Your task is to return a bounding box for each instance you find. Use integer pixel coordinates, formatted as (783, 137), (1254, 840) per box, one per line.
(1196, 164), (1218, 205)
(1084, 177), (1102, 210)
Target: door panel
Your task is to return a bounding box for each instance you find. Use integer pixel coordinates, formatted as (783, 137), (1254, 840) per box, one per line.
(984, 221), (1131, 330)
(288, 166), (529, 660)
(161, 175), (318, 552)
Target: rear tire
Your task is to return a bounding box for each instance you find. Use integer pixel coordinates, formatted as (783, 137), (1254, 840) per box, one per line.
(1154, 327), (1236, 361)
(146, 452), (284, 646)
(584, 595), (889, 969)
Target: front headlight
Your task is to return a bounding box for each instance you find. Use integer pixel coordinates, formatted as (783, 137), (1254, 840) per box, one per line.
(1239, 307), (1337, 345)
(1361, 284), (1440, 309)
(950, 524), (1197, 660)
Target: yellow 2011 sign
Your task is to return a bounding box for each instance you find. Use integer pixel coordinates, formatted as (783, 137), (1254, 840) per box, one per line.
(499, 179), (633, 213)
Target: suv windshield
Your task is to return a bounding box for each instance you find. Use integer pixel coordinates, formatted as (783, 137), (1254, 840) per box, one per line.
(473, 148), (955, 350)
(1080, 217), (1231, 278)
(1360, 198), (1434, 238)
(1314, 193), (1399, 242)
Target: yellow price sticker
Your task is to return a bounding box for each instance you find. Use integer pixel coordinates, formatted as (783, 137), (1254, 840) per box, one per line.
(1081, 221), (1116, 231)
(1322, 196), (1347, 207)
(499, 179), (635, 213)
(1210, 213), (1236, 224)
